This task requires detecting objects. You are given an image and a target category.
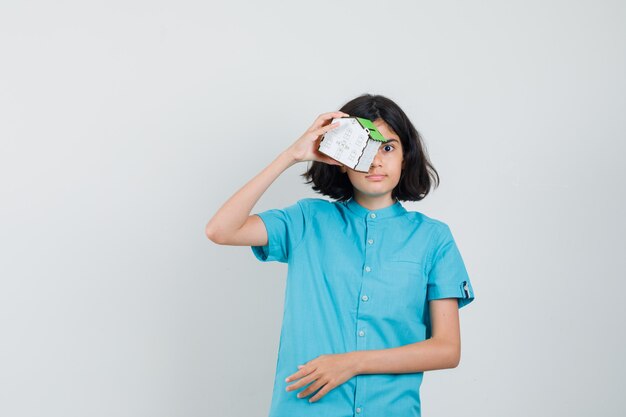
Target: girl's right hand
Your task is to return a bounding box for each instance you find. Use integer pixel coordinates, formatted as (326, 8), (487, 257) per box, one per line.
(286, 111), (350, 166)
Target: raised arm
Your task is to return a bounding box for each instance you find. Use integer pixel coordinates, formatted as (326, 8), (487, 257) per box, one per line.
(204, 111), (348, 246)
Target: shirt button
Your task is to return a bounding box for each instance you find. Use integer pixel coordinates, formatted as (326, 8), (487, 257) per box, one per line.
(367, 239), (374, 245)
(369, 213), (376, 219)
(356, 407), (362, 413)
(364, 266), (371, 272)
(358, 330), (365, 337)
(361, 295), (369, 302)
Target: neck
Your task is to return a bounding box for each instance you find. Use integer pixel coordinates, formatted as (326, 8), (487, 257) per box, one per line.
(352, 190), (396, 211)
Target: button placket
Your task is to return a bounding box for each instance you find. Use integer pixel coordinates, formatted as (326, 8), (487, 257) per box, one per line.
(354, 212), (378, 416)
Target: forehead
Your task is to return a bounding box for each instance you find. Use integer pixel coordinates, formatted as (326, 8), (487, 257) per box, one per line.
(372, 118), (401, 144)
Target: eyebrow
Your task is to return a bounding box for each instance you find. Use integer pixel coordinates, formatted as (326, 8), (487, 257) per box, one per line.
(383, 139), (399, 143)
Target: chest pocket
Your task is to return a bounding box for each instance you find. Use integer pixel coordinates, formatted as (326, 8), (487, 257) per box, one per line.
(382, 258), (426, 308)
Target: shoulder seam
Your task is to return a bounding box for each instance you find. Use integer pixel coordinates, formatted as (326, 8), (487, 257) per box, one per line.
(291, 199), (309, 254)
(426, 224), (451, 267)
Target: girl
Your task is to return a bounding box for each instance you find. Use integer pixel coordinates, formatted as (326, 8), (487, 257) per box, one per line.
(206, 94), (476, 417)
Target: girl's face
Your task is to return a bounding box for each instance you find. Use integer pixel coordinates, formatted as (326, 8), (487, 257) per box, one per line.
(340, 118), (405, 203)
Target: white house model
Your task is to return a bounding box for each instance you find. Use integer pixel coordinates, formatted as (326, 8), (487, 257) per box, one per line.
(318, 116), (388, 172)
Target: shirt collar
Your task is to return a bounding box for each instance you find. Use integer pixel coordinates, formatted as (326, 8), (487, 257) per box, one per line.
(345, 196), (407, 220)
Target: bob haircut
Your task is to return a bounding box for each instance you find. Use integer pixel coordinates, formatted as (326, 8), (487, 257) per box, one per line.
(301, 93), (440, 202)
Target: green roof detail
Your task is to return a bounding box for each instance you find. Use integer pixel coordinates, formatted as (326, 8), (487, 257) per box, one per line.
(355, 117), (388, 142)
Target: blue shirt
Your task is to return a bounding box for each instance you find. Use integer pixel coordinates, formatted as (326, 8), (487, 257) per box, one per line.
(251, 196), (475, 417)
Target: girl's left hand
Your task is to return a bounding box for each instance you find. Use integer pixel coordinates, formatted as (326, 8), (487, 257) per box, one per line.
(284, 353), (359, 403)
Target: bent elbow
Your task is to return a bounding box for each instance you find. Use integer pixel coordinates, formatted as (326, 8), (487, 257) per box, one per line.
(450, 355), (461, 369)
(448, 344), (461, 369)
(205, 226), (222, 244)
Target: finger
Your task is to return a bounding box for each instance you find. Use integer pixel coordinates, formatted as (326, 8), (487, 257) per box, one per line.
(317, 111), (349, 121)
(312, 121), (340, 136)
(309, 112), (348, 130)
(286, 366), (316, 390)
(285, 378), (311, 392)
(297, 378), (325, 399)
(309, 383), (333, 403)
(288, 372), (317, 392)
(286, 365), (303, 382)
(285, 365), (309, 383)
(310, 118), (339, 133)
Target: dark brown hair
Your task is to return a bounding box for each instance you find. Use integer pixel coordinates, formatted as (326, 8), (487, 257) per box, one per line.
(301, 93), (439, 202)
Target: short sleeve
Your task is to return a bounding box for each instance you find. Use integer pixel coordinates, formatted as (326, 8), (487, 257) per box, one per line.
(426, 225), (475, 309)
(250, 199), (307, 263)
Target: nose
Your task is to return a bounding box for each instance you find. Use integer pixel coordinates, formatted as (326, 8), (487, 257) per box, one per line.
(370, 150), (383, 168)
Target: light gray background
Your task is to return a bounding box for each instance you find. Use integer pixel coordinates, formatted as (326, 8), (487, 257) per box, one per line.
(1, 1), (625, 416)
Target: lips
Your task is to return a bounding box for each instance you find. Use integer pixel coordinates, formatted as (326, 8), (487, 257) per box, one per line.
(366, 174), (387, 180)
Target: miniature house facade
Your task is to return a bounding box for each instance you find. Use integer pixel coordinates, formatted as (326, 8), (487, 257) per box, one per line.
(318, 117), (388, 172)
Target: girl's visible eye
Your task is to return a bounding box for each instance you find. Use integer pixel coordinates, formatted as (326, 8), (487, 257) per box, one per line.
(382, 144), (394, 152)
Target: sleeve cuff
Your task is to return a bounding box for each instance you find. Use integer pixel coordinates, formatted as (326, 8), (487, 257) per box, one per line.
(251, 212), (283, 262)
(427, 281), (475, 309)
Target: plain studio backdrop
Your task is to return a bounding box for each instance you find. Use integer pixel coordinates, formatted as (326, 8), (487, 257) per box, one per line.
(1, 1), (625, 416)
